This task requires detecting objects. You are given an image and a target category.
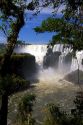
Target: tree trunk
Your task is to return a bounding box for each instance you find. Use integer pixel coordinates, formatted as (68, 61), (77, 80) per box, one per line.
(0, 93), (8, 125)
(0, 10), (24, 125)
(1, 11), (24, 76)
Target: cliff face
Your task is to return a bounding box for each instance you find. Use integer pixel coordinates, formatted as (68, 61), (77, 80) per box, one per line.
(64, 70), (83, 84)
(0, 54), (37, 78)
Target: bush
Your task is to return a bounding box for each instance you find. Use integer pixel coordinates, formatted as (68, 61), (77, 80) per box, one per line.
(0, 74), (29, 95)
(0, 53), (36, 78)
(43, 91), (83, 125)
(43, 103), (70, 125)
(16, 93), (36, 125)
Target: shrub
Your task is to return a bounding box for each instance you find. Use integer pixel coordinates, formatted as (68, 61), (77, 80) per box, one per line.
(17, 93), (36, 125)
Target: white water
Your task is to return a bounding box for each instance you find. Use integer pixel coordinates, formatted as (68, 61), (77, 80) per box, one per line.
(13, 44), (83, 125)
(14, 44), (83, 83)
(14, 45), (47, 64)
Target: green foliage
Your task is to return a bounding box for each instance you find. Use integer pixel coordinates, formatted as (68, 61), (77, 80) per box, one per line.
(70, 91), (83, 125)
(34, 1), (83, 52)
(16, 40), (26, 45)
(17, 93), (36, 125)
(0, 1), (83, 125)
(43, 91), (83, 125)
(71, 91), (83, 117)
(0, 74), (27, 95)
(34, 18), (65, 33)
(35, 16), (83, 51)
(43, 103), (70, 125)
(0, 53), (35, 77)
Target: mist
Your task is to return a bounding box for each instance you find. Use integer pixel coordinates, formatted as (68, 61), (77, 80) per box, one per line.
(14, 44), (83, 85)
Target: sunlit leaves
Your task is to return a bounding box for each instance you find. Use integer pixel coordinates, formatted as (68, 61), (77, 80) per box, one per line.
(35, 12), (83, 51)
(35, 18), (65, 33)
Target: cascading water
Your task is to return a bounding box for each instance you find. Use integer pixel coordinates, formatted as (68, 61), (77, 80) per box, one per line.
(14, 44), (83, 124)
(14, 45), (47, 65)
(14, 44), (83, 84)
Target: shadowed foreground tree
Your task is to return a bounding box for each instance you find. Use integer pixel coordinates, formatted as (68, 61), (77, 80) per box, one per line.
(0, 74), (28, 125)
(0, 1), (39, 125)
(0, 1), (61, 125)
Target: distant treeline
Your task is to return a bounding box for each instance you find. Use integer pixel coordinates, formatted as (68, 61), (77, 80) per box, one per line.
(0, 42), (32, 54)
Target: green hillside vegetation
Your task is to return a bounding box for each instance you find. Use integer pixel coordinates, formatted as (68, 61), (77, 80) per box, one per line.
(0, 53), (36, 78)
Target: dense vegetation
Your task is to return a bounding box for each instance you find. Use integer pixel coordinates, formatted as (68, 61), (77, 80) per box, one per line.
(0, 0), (83, 125)
(0, 0), (39, 124)
(16, 94), (36, 125)
(0, 53), (36, 78)
(43, 91), (83, 125)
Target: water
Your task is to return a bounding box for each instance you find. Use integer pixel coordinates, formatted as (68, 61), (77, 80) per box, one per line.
(11, 44), (83, 124)
(14, 44), (83, 79)
(14, 45), (47, 65)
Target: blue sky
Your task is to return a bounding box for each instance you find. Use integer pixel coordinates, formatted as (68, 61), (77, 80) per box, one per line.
(0, 5), (63, 44)
(18, 12), (56, 44)
(0, 12), (55, 44)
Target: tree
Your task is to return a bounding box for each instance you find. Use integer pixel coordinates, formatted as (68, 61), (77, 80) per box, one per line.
(0, 74), (28, 125)
(0, 1), (59, 125)
(0, 1), (39, 125)
(0, 0), (83, 125)
(34, 1), (83, 52)
(34, 2), (83, 125)
(34, 0), (83, 85)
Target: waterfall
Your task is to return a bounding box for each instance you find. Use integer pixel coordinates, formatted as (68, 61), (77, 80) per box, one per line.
(14, 45), (47, 65)
(14, 44), (83, 81)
